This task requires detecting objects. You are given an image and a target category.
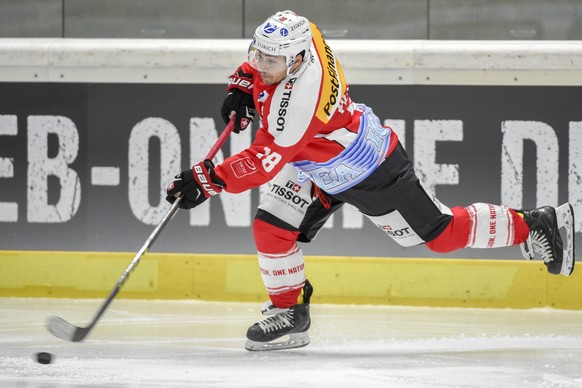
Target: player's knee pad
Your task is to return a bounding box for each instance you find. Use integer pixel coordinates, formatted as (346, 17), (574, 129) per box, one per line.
(425, 206), (471, 253)
(253, 218), (300, 254)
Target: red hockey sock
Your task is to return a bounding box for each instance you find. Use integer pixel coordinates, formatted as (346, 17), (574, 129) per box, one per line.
(426, 205), (530, 253)
(253, 218), (305, 308)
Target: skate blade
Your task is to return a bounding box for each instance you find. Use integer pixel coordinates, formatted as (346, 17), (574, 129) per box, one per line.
(556, 203), (576, 276)
(244, 332), (310, 351)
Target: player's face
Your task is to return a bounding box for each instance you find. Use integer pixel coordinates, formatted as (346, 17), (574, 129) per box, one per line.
(249, 50), (288, 85)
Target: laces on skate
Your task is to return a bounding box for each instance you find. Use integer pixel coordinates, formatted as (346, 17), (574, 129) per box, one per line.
(245, 280), (313, 351)
(528, 230), (553, 263)
(258, 310), (294, 333)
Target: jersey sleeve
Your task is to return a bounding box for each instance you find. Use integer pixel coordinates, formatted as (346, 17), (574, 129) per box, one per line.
(214, 122), (316, 194)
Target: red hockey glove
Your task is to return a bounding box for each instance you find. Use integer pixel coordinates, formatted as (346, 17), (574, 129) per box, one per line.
(221, 67), (255, 133)
(166, 160), (225, 209)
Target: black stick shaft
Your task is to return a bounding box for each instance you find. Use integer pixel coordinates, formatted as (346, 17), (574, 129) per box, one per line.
(75, 197), (182, 340)
(48, 119), (235, 342)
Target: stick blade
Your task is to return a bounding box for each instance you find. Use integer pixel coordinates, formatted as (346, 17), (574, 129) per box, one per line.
(46, 315), (90, 342)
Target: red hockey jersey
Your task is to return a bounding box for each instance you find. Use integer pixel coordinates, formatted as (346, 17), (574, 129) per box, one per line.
(215, 23), (398, 194)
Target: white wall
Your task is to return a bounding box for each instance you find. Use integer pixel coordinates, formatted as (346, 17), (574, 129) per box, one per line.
(1, 39), (582, 85)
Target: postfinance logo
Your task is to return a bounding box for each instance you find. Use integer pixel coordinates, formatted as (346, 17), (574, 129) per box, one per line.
(311, 23), (347, 124)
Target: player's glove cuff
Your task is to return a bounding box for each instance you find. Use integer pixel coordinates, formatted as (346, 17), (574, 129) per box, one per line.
(166, 160), (225, 210)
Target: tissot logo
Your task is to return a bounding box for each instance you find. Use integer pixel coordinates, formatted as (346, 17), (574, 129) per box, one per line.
(271, 183), (309, 208)
(386, 228), (410, 237)
(285, 78), (297, 89)
(382, 226), (412, 237)
(275, 89), (292, 131)
(285, 180), (301, 193)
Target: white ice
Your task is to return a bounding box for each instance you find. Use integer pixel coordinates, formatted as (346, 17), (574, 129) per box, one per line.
(1, 298), (582, 387)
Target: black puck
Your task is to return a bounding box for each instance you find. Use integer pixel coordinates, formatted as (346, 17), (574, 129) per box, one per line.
(36, 352), (53, 364)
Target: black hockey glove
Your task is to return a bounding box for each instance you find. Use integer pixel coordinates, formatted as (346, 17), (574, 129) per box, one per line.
(166, 160), (225, 210)
(221, 68), (255, 133)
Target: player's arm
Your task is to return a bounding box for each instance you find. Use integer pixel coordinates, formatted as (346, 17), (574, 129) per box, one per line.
(213, 129), (298, 193)
(215, 78), (323, 193)
(165, 63), (256, 208)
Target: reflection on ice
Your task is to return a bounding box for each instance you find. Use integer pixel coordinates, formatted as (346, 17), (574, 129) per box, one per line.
(1, 298), (582, 387)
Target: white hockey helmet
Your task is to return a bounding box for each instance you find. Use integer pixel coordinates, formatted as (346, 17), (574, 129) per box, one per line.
(248, 10), (312, 74)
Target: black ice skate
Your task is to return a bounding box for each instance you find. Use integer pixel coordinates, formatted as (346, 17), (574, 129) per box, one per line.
(245, 280), (313, 351)
(520, 203), (575, 276)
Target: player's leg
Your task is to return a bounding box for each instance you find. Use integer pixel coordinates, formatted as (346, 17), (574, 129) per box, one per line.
(333, 142), (454, 248)
(333, 142), (571, 275)
(246, 164), (343, 351)
(425, 202), (575, 276)
(428, 203), (574, 276)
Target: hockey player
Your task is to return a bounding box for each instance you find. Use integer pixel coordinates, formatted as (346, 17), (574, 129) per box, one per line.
(166, 11), (575, 351)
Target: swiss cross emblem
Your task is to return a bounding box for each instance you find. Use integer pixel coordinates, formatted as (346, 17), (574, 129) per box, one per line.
(285, 180), (301, 193)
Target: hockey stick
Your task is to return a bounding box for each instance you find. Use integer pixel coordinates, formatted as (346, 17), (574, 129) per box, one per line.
(47, 119), (235, 342)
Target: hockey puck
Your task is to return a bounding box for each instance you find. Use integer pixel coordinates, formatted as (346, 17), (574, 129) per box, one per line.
(35, 352), (53, 364)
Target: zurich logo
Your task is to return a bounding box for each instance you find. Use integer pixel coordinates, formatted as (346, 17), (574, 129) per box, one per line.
(280, 28), (289, 37)
(263, 23), (278, 34)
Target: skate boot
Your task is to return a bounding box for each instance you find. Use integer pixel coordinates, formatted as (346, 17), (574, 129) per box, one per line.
(245, 280), (313, 351)
(519, 204), (575, 276)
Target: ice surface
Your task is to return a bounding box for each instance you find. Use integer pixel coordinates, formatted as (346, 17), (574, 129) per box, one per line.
(1, 298), (582, 387)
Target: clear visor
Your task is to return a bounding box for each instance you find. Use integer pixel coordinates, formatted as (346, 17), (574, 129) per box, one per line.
(247, 44), (288, 73)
